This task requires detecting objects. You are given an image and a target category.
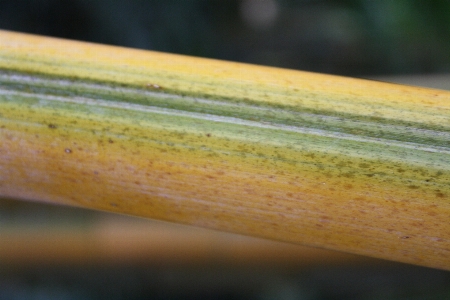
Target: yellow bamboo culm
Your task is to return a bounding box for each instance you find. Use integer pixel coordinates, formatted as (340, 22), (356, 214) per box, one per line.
(0, 30), (449, 270)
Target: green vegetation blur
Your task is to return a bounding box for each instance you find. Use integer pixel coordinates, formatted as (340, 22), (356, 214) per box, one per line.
(1, 0), (449, 76)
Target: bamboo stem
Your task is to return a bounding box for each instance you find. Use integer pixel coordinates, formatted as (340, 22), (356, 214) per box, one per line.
(0, 30), (449, 270)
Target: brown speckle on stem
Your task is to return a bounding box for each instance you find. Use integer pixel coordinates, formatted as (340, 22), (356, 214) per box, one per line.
(146, 83), (162, 89)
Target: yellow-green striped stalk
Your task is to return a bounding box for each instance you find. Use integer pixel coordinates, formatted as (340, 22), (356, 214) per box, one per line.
(1, 30), (449, 270)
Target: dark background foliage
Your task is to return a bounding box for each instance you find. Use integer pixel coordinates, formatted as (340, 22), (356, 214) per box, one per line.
(1, 0), (450, 76)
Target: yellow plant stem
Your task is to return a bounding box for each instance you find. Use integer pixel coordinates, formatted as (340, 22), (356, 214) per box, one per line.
(0, 30), (449, 270)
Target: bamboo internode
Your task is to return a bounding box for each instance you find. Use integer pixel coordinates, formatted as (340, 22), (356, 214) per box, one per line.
(0, 30), (449, 270)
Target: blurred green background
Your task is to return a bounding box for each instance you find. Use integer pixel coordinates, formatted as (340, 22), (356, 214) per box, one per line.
(1, 0), (450, 76)
(1, 0), (450, 299)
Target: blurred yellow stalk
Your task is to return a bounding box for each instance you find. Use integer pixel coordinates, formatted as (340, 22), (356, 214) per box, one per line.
(0, 30), (449, 270)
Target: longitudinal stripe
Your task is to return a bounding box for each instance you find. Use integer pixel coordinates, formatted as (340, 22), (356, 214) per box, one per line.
(1, 72), (449, 153)
(2, 88), (450, 162)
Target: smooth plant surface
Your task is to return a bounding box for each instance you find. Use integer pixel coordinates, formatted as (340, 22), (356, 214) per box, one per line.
(0, 30), (449, 270)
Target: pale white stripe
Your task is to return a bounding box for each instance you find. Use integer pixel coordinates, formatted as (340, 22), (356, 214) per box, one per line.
(2, 73), (449, 142)
(2, 87), (450, 156)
